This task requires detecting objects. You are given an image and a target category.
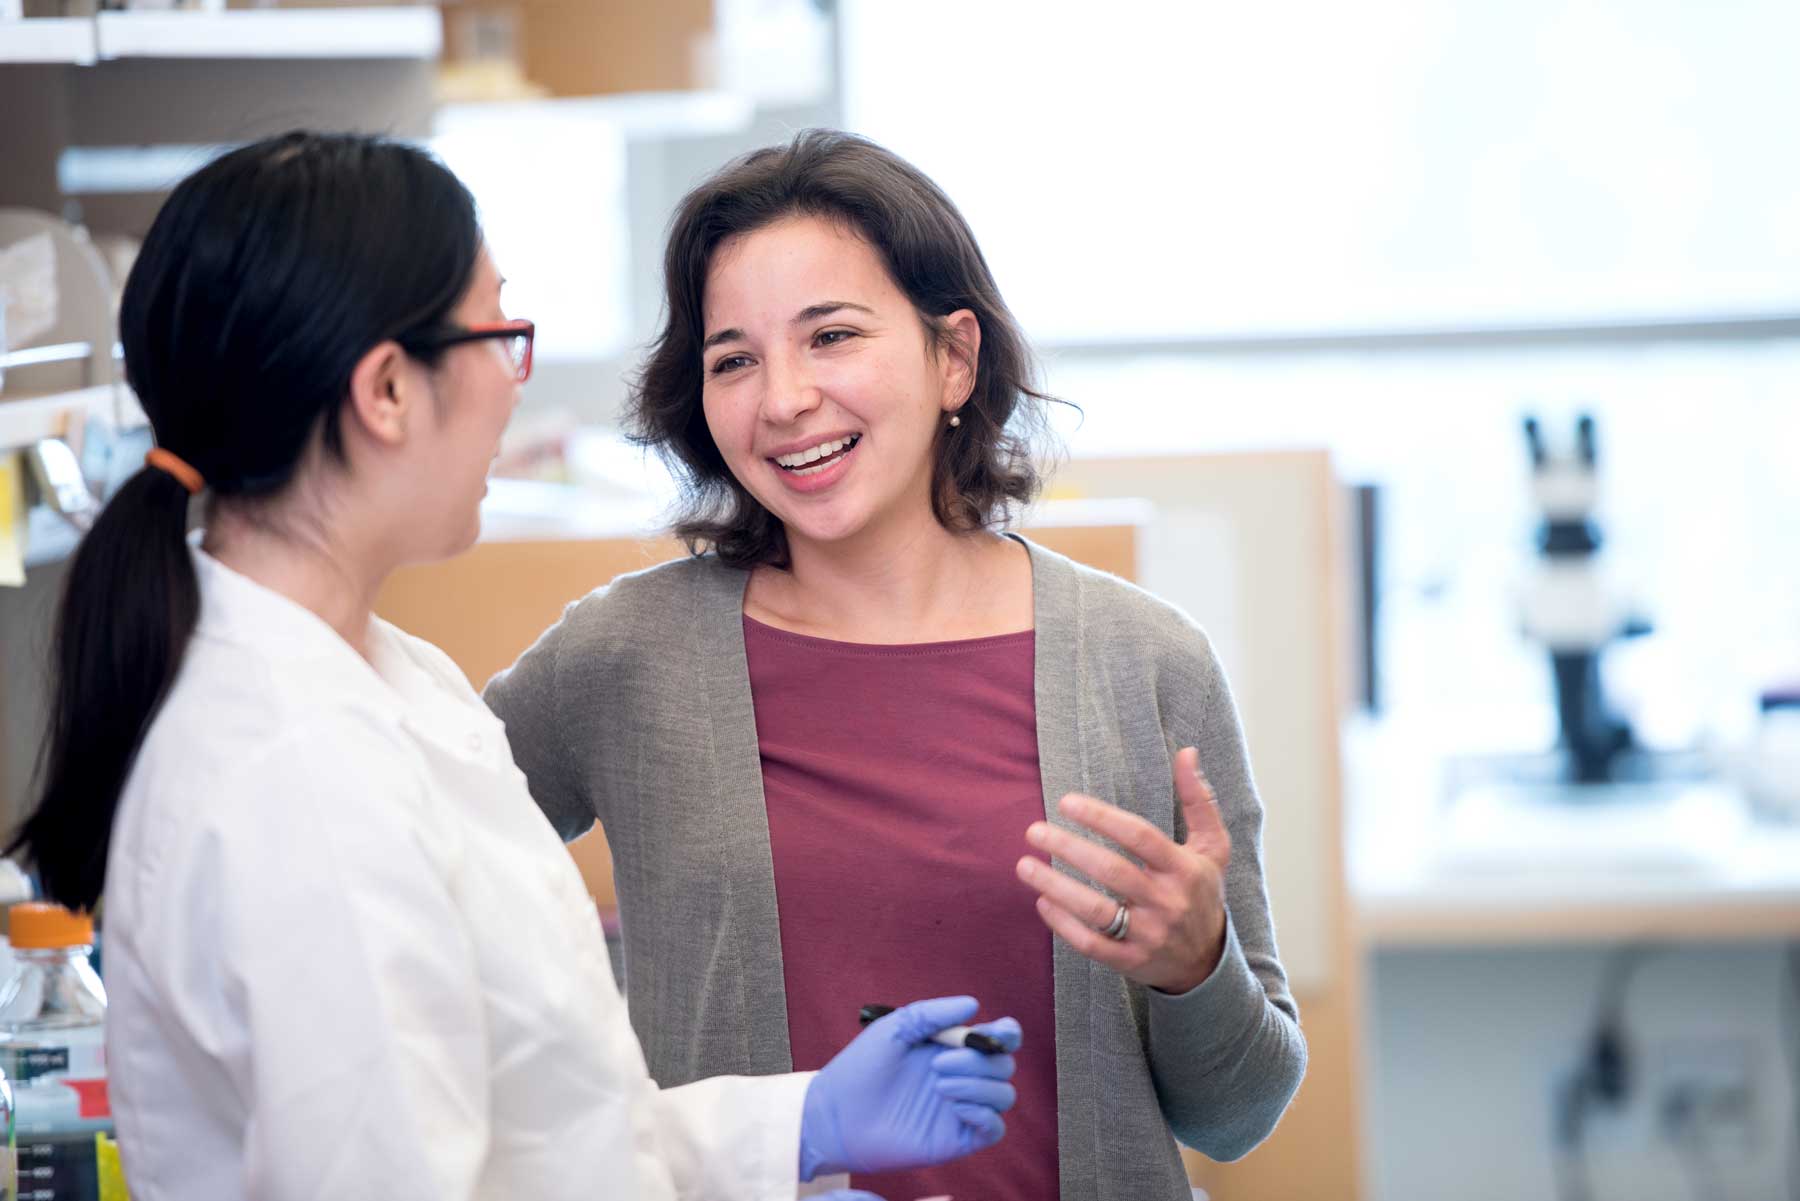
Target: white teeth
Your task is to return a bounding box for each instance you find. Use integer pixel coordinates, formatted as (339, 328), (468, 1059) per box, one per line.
(775, 435), (857, 469)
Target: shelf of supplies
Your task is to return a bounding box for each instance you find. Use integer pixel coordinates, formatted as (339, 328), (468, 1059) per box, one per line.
(58, 143), (232, 195)
(0, 17), (96, 65)
(0, 341), (93, 372)
(93, 6), (440, 61)
(23, 503), (82, 570)
(0, 385), (125, 456)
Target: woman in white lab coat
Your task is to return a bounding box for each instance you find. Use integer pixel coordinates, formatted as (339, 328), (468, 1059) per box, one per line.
(6, 131), (1019, 1201)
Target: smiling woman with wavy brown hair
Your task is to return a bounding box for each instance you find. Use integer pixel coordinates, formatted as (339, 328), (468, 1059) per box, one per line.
(487, 128), (1306, 1201)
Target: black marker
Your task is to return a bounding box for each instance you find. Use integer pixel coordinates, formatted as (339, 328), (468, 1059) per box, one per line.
(858, 1004), (1006, 1055)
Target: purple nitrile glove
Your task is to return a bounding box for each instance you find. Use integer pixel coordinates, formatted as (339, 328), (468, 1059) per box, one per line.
(799, 995), (1022, 1181)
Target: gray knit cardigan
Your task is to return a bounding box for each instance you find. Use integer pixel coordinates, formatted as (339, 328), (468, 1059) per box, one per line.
(483, 537), (1306, 1201)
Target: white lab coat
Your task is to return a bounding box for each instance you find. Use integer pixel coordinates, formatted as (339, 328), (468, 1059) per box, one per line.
(102, 547), (816, 1200)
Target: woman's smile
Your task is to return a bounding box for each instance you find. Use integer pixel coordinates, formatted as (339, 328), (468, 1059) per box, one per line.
(770, 433), (862, 493)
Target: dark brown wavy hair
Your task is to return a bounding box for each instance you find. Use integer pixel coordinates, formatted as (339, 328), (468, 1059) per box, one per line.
(626, 128), (1059, 568)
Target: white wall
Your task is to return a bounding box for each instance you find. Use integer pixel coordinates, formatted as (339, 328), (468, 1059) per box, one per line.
(841, 0), (1800, 343)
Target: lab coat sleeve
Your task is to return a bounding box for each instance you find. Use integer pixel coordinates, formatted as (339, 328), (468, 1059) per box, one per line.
(1142, 630), (1307, 1160)
(179, 721), (492, 1201)
(482, 598), (595, 842)
(645, 1071), (819, 1201)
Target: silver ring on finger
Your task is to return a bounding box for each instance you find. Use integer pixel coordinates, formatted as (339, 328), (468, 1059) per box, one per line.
(1101, 901), (1130, 941)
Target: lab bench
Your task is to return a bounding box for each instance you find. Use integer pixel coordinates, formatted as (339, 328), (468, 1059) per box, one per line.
(1344, 715), (1800, 949)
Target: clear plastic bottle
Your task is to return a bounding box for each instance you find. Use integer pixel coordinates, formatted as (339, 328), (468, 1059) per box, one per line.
(1, 1055), (13, 1201)
(0, 904), (111, 1201)
(0, 857), (39, 1201)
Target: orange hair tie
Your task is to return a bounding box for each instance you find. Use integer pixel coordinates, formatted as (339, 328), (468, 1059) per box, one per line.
(144, 447), (205, 495)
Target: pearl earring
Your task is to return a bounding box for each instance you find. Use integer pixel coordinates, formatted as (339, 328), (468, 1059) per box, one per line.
(948, 414), (961, 428)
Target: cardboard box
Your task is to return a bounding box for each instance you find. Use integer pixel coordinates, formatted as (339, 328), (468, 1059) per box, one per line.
(443, 0), (713, 97)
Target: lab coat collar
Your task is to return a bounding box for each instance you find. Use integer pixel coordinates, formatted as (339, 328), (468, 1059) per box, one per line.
(189, 546), (503, 769)
(190, 545), (391, 692)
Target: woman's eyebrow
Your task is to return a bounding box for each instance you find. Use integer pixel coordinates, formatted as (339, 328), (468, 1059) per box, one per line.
(702, 326), (745, 352)
(703, 301), (876, 352)
(793, 301), (875, 324)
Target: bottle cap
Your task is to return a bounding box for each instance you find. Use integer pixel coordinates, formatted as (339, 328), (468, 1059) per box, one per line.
(8, 902), (94, 949)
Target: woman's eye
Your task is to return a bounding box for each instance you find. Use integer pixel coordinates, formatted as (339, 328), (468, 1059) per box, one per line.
(815, 328), (856, 348)
(710, 354), (753, 376)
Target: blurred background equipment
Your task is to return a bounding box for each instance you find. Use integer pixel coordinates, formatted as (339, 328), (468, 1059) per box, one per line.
(1519, 413), (1649, 787)
(1745, 689), (1800, 825)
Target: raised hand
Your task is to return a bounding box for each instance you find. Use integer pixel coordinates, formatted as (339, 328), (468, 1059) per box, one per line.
(1015, 746), (1230, 995)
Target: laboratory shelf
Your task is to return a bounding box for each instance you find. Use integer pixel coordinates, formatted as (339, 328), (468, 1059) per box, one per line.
(93, 6), (440, 61)
(2, 9), (438, 64)
(0, 17), (96, 65)
(0, 386), (118, 457)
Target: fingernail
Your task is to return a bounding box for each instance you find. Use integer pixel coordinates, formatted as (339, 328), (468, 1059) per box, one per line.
(1059, 795), (1086, 816)
(1026, 822), (1050, 845)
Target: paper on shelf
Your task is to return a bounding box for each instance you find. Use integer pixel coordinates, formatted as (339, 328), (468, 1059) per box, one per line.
(0, 231), (56, 348)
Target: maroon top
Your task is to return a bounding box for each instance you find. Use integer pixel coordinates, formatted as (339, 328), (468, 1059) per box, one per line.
(744, 615), (1060, 1201)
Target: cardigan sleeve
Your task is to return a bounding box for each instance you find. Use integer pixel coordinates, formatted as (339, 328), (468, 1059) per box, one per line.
(482, 599), (596, 843)
(1142, 626), (1308, 1160)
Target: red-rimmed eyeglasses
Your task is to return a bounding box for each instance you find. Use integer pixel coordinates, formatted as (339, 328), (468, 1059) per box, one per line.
(402, 318), (535, 383)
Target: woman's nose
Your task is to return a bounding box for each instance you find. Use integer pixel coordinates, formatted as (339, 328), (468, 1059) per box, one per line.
(761, 353), (823, 425)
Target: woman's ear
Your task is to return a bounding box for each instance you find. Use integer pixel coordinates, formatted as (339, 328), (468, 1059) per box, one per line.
(938, 309), (982, 412)
(344, 340), (412, 446)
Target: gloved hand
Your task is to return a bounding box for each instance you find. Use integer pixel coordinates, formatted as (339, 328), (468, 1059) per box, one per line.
(799, 995), (1021, 1181)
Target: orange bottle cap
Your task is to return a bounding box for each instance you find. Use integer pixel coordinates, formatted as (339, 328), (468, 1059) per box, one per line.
(8, 902), (94, 949)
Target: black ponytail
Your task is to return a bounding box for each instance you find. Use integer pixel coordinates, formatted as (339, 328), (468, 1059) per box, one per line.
(8, 131), (481, 911)
(14, 469), (197, 909)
